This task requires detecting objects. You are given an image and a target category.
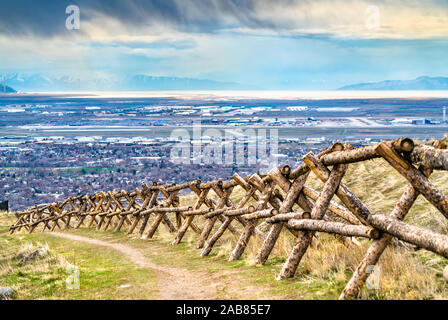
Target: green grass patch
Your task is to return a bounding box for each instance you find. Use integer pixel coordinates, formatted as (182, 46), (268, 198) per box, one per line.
(0, 214), (157, 300)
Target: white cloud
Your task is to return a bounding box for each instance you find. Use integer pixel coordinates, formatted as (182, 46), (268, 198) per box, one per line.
(240, 0), (448, 39)
(76, 0), (448, 41)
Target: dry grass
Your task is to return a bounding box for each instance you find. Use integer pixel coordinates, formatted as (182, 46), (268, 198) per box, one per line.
(0, 241), (69, 278)
(0, 239), (70, 299)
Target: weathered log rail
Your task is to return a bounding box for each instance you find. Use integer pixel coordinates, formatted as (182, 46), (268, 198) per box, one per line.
(9, 138), (448, 299)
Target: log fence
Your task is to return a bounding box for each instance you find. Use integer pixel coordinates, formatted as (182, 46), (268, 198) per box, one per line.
(8, 138), (448, 299)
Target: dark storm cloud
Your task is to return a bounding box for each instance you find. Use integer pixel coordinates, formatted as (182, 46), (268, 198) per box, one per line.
(0, 0), (285, 37)
(2, 0), (446, 39)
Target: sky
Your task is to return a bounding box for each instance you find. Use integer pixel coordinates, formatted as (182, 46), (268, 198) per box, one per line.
(1, 0), (448, 90)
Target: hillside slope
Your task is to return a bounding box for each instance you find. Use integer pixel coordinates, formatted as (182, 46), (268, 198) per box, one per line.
(1, 153), (448, 300)
(0, 85), (16, 93)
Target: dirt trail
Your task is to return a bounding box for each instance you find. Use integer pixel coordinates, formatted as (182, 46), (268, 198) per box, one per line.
(50, 232), (276, 300)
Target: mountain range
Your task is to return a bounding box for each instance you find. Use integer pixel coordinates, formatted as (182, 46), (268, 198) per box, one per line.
(339, 76), (448, 90)
(5, 74), (448, 92)
(0, 84), (16, 93)
(3, 74), (258, 92)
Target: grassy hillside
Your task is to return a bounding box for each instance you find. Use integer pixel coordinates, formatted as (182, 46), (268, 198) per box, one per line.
(174, 157), (448, 299)
(1, 156), (447, 299)
(0, 212), (157, 300)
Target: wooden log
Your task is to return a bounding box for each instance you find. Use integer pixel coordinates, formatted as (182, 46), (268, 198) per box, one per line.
(229, 181), (274, 261)
(217, 215), (240, 238)
(126, 190), (153, 235)
(255, 172), (309, 265)
(51, 214), (63, 231)
(144, 214), (164, 239)
(248, 174), (266, 195)
(158, 187), (180, 208)
(241, 208), (278, 220)
(176, 212), (182, 229)
(171, 216), (194, 245)
(303, 152), (371, 224)
(171, 187), (210, 245)
(203, 208), (227, 219)
(249, 176), (282, 210)
(112, 196), (134, 232)
(278, 162), (347, 280)
(141, 206), (193, 214)
(110, 192), (124, 212)
(228, 220), (258, 261)
(302, 186), (361, 225)
(102, 212), (115, 231)
(199, 179), (238, 190)
(199, 215), (243, 257)
(200, 217), (232, 257)
(391, 138), (414, 153)
(40, 216), (52, 233)
(233, 173), (252, 192)
(183, 208), (214, 216)
(318, 139), (409, 167)
(268, 167), (291, 192)
(63, 213), (72, 230)
(195, 184), (234, 249)
(339, 166), (431, 300)
(105, 209), (132, 218)
(288, 219), (379, 239)
(122, 191), (137, 210)
(410, 145), (448, 170)
(319, 140), (448, 170)
(233, 173), (270, 214)
(74, 196), (91, 229)
(223, 206), (256, 217)
(200, 186), (256, 257)
(142, 202), (179, 238)
(366, 213), (448, 258)
(193, 186), (212, 207)
(375, 142), (448, 218)
(273, 189), (284, 202)
(161, 213), (177, 232)
(113, 214), (127, 232)
(331, 142), (344, 152)
(297, 167), (362, 248)
(198, 216), (219, 247)
(46, 206), (61, 231)
(266, 212), (311, 224)
(188, 185), (211, 235)
(87, 198), (103, 228)
(280, 165), (291, 176)
(137, 191), (159, 236)
(214, 183), (235, 208)
(165, 180), (201, 193)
